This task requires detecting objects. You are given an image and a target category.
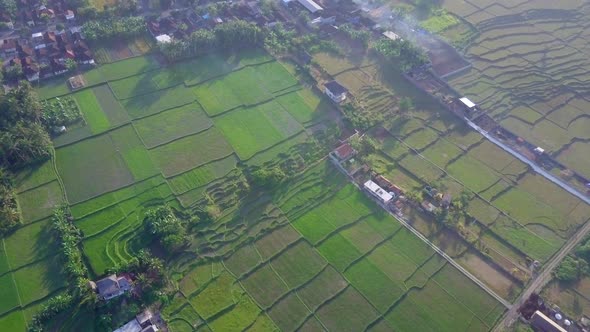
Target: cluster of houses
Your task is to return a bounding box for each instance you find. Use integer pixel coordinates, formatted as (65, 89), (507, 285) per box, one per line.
(114, 310), (160, 332)
(89, 274), (161, 332)
(1, 0), (76, 30)
(420, 185), (452, 216)
(147, 1), (283, 45)
(1, 28), (94, 81)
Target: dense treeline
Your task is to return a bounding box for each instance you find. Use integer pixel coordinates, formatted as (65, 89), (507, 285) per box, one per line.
(372, 38), (429, 72)
(0, 82), (53, 234)
(0, 169), (18, 234)
(28, 207), (89, 332)
(555, 236), (590, 282)
(82, 16), (146, 42)
(159, 20), (264, 60)
(0, 82), (52, 169)
(51, 206), (88, 285)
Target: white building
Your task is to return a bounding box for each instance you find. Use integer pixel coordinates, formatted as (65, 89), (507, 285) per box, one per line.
(155, 34), (172, 44)
(297, 0), (323, 13)
(364, 180), (393, 204)
(459, 97), (476, 110)
(382, 31), (401, 41)
(324, 80), (347, 103)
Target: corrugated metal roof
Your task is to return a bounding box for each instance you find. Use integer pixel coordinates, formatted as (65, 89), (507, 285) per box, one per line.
(297, 0), (322, 13)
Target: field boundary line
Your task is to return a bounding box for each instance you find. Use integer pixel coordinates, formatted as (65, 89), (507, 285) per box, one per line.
(2, 238), (28, 328)
(143, 124), (216, 151)
(50, 147), (69, 206)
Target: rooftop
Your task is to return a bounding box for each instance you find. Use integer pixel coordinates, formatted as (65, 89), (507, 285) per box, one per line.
(297, 0), (323, 13)
(364, 180), (393, 203)
(325, 80), (347, 95)
(459, 97), (476, 109)
(334, 143), (355, 160)
(530, 311), (567, 332)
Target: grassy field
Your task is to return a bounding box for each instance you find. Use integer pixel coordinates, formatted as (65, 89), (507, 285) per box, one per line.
(56, 132), (134, 203)
(193, 67), (273, 116)
(122, 85), (196, 119)
(133, 103), (213, 148)
(98, 55), (160, 81)
(16, 181), (63, 223)
(149, 128), (234, 177)
(213, 100), (304, 160)
(73, 88), (111, 134)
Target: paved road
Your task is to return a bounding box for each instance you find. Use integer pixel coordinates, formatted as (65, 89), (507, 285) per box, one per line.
(465, 119), (590, 205)
(493, 215), (590, 331)
(331, 159), (512, 309)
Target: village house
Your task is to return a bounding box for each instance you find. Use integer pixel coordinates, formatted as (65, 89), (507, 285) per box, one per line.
(89, 274), (132, 300)
(332, 143), (355, 161)
(0, 39), (17, 58)
(113, 310), (159, 332)
(324, 80), (347, 103)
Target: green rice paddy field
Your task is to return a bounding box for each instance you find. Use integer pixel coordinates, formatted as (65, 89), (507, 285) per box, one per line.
(9, 30), (586, 330)
(443, 0), (590, 179)
(312, 47), (590, 303)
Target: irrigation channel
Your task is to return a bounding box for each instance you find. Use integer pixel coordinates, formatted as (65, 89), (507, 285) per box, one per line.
(330, 158), (513, 309)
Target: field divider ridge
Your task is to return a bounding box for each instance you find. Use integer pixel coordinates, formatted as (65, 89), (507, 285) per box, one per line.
(1, 238), (28, 328)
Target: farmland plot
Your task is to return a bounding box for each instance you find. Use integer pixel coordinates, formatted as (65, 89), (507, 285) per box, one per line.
(13, 160), (57, 193)
(16, 181), (63, 223)
(193, 67), (273, 116)
(271, 241), (327, 288)
(149, 127), (234, 176)
(56, 132), (134, 203)
(241, 264), (289, 308)
(213, 100), (304, 160)
(133, 103), (213, 148)
(122, 85), (196, 119)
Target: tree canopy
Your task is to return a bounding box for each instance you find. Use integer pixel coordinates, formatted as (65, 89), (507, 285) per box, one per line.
(0, 0), (17, 18)
(554, 256), (589, 282)
(144, 205), (187, 253)
(82, 16), (146, 42)
(160, 20), (263, 61)
(372, 38), (429, 72)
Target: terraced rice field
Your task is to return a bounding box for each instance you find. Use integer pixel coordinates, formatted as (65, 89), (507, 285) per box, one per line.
(163, 166), (505, 331)
(444, 0), (590, 179)
(0, 48), (349, 331)
(312, 46), (590, 305)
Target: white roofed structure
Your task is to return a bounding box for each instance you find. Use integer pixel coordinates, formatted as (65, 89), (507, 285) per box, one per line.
(364, 180), (393, 204)
(113, 319), (142, 332)
(297, 0), (323, 13)
(459, 97), (476, 109)
(155, 34), (172, 44)
(382, 31), (401, 41)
